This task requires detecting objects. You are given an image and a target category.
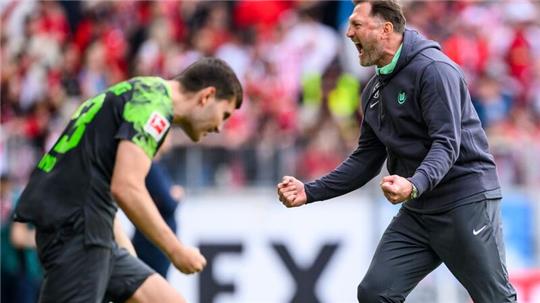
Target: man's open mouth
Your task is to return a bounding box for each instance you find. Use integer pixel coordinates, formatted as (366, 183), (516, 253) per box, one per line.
(354, 41), (363, 55)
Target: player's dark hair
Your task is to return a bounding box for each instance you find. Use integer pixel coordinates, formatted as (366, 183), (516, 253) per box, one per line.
(353, 0), (406, 33)
(174, 57), (243, 109)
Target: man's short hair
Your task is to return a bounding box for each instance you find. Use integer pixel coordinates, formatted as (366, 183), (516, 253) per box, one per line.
(174, 57), (243, 109)
(354, 0), (406, 33)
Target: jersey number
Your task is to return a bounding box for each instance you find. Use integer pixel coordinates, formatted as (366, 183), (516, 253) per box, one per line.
(38, 93), (106, 172)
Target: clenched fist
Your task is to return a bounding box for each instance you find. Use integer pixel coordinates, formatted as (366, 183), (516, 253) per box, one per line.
(380, 175), (413, 204)
(169, 245), (207, 274)
(277, 176), (307, 208)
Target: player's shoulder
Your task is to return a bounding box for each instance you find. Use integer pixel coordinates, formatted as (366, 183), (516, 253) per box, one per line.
(129, 76), (170, 95)
(105, 77), (168, 98)
(121, 76), (173, 124)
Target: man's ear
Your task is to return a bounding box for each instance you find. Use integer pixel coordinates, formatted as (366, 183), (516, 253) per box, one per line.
(383, 21), (394, 36)
(199, 86), (216, 106)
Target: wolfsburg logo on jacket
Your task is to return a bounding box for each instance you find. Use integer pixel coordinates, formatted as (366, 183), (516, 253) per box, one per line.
(397, 91), (407, 104)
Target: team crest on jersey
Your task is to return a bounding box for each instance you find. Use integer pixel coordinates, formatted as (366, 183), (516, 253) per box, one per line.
(144, 112), (170, 142)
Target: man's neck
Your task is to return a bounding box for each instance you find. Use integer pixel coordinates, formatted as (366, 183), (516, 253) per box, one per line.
(166, 80), (188, 124)
(377, 33), (404, 68)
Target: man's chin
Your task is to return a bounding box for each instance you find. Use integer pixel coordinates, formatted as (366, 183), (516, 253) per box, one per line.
(358, 54), (374, 67)
(187, 133), (201, 142)
(359, 59), (371, 67)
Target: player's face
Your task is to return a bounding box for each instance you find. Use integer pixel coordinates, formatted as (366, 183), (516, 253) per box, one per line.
(184, 96), (236, 142)
(346, 3), (385, 67)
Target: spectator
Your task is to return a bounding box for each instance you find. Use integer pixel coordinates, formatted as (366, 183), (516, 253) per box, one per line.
(1, 174), (42, 303)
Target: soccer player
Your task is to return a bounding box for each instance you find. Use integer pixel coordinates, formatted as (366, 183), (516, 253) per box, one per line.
(13, 57), (243, 303)
(277, 1), (517, 302)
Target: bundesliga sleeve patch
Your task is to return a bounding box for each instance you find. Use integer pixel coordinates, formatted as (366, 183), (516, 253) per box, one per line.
(143, 112), (170, 142)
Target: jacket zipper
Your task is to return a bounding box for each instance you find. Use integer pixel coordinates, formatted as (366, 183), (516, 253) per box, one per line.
(378, 90), (383, 129)
(377, 78), (384, 130)
(365, 78), (385, 130)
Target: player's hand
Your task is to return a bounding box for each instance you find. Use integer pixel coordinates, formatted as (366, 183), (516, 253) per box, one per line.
(380, 175), (413, 204)
(277, 176), (307, 208)
(170, 245), (207, 274)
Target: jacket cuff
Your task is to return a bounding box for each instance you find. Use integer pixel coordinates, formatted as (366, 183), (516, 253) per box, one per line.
(304, 182), (316, 204)
(408, 171), (429, 197)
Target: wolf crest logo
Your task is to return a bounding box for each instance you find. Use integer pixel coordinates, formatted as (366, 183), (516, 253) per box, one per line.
(397, 91), (407, 104)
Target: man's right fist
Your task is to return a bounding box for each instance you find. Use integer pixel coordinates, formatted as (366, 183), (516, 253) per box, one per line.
(277, 176), (307, 208)
(170, 245), (207, 274)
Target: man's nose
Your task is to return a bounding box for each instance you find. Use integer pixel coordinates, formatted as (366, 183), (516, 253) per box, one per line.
(346, 26), (354, 38)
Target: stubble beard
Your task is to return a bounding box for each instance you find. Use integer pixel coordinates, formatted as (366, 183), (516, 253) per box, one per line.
(360, 44), (381, 67)
(359, 53), (374, 67)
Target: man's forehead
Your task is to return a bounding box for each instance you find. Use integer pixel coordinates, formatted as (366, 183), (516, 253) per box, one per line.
(349, 3), (372, 21)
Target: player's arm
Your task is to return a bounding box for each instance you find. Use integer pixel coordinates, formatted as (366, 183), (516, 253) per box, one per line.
(303, 119), (387, 203)
(113, 213), (137, 256)
(111, 140), (206, 274)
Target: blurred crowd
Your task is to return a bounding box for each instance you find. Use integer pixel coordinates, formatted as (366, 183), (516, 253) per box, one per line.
(1, 0), (540, 188)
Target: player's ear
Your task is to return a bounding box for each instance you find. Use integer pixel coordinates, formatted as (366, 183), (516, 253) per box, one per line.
(199, 87), (216, 106)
